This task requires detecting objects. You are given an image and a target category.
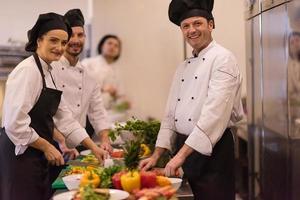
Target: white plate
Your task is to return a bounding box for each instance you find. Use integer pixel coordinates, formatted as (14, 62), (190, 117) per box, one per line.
(109, 189), (129, 200)
(53, 189), (129, 200)
(80, 149), (92, 156)
(53, 191), (76, 200)
(80, 148), (124, 157)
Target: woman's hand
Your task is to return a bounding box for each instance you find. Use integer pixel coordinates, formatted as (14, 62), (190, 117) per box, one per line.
(29, 137), (64, 166)
(44, 143), (65, 166)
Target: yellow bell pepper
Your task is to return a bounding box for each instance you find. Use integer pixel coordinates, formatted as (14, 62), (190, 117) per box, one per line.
(140, 144), (151, 158)
(156, 176), (171, 187)
(120, 171), (141, 193)
(80, 171), (100, 188)
(86, 166), (97, 171)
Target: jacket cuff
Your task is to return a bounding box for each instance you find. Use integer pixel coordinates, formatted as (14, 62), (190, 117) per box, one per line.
(155, 128), (175, 151)
(185, 126), (213, 156)
(65, 128), (89, 148)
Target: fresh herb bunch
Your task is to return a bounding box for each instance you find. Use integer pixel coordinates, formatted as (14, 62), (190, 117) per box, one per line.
(99, 165), (123, 188)
(109, 118), (161, 151)
(123, 140), (141, 170)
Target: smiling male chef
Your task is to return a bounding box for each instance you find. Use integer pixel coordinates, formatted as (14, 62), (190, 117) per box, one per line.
(52, 9), (112, 154)
(139, 0), (244, 199)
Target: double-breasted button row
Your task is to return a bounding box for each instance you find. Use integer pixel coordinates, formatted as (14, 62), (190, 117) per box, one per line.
(187, 58), (205, 64)
(174, 118), (192, 122)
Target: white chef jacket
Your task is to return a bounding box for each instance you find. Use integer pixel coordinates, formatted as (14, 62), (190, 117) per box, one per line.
(81, 55), (117, 87)
(81, 55), (124, 109)
(51, 56), (111, 134)
(156, 41), (244, 156)
(2, 56), (89, 155)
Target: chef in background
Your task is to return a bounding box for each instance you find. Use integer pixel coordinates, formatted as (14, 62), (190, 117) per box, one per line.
(82, 35), (130, 115)
(0, 12), (107, 200)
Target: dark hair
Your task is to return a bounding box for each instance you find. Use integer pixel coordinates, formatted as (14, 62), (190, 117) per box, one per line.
(97, 34), (121, 61)
(288, 31), (300, 60)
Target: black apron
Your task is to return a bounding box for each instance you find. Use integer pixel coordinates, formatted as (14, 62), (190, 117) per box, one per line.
(175, 128), (235, 200)
(0, 53), (63, 200)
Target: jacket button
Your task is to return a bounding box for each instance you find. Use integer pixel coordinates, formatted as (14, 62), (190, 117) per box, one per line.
(175, 119), (178, 122)
(188, 61), (191, 64)
(77, 104), (80, 107)
(177, 98), (181, 101)
(191, 97), (194, 100)
(202, 58), (205, 61)
(79, 70), (82, 73)
(188, 118), (191, 121)
(62, 85), (65, 88)
(195, 76), (198, 79)
(62, 67), (64, 70)
(181, 79), (184, 82)
(79, 87), (82, 90)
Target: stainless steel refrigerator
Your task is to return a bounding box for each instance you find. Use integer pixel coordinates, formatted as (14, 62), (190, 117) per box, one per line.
(246, 0), (300, 199)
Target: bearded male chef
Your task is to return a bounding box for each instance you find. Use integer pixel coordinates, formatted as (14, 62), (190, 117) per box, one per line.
(52, 9), (112, 154)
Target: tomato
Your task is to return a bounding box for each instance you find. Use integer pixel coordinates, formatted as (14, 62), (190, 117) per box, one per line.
(111, 150), (124, 158)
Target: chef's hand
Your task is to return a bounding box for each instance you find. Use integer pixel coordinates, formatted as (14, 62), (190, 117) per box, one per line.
(164, 153), (185, 177)
(164, 144), (193, 177)
(91, 146), (109, 164)
(59, 142), (79, 161)
(102, 85), (117, 97)
(100, 141), (113, 154)
(53, 128), (79, 161)
(139, 147), (166, 171)
(44, 144), (65, 166)
(139, 156), (158, 171)
(98, 129), (113, 153)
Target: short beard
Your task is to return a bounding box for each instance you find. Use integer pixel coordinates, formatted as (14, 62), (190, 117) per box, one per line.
(67, 48), (83, 57)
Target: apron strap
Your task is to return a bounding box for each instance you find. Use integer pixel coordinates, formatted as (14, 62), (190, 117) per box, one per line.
(33, 53), (46, 89)
(33, 53), (58, 89)
(48, 70), (57, 89)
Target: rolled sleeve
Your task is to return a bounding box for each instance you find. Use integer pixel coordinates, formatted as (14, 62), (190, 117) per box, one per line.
(185, 126), (213, 156)
(54, 97), (89, 148)
(65, 127), (89, 148)
(14, 129), (39, 155)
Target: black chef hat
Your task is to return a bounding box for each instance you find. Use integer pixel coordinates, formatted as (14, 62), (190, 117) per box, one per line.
(25, 12), (72, 52)
(169, 0), (214, 26)
(64, 9), (85, 27)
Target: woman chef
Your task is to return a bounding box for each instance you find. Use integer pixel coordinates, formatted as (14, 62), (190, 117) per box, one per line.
(0, 13), (107, 200)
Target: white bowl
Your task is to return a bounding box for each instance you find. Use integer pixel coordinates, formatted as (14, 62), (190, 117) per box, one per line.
(168, 177), (182, 191)
(62, 174), (83, 190)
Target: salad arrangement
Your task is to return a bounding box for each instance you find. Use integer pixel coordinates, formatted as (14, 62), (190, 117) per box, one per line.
(56, 118), (180, 200)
